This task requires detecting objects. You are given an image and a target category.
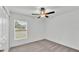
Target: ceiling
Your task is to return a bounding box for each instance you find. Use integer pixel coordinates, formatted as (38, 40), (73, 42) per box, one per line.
(6, 6), (79, 17)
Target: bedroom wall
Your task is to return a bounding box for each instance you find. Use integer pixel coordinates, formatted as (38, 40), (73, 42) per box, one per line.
(46, 10), (79, 50)
(0, 7), (9, 51)
(9, 12), (45, 47)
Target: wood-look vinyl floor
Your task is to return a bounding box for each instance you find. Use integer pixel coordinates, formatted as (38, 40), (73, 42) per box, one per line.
(9, 39), (79, 52)
(0, 50), (4, 52)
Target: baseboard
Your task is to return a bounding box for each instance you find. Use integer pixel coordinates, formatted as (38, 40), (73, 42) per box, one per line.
(10, 39), (44, 48)
(47, 39), (79, 51)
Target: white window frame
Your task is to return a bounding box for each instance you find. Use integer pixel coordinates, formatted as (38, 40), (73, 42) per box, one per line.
(14, 19), (28, 40)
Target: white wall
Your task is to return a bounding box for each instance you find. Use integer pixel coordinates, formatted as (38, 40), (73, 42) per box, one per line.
(9, 12), (45, 47)
(0, 7), (9, 51)
(46, 10), (79, 50)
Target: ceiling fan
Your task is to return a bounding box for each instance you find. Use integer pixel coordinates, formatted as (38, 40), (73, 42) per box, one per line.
(32, 7), (55, 18)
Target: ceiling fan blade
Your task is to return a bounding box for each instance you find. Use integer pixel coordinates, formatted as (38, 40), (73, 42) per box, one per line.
(37, 16), (41, 18)
(32, 14), (40, 15)
(45, 16), (49, 18)
(46, 11), (55, 14)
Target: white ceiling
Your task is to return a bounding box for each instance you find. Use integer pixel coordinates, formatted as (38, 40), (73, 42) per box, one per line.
(6, 6), (79, 17)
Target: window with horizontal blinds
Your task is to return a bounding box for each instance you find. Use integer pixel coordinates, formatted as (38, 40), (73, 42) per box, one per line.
(14, 20), (28, 40)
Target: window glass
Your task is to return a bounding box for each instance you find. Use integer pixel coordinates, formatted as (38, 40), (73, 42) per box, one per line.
(14, 20), (27, 40)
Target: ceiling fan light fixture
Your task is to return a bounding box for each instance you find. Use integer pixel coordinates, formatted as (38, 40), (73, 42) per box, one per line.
(41, 15), (45, 17)
(32, 7), (55, 18)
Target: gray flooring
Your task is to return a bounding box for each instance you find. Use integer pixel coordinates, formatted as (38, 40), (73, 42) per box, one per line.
(9, 39), (79, 52)
(0, 50), (4, 52)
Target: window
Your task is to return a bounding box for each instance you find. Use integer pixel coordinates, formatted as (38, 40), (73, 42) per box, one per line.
(14, 20), (27, 40)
